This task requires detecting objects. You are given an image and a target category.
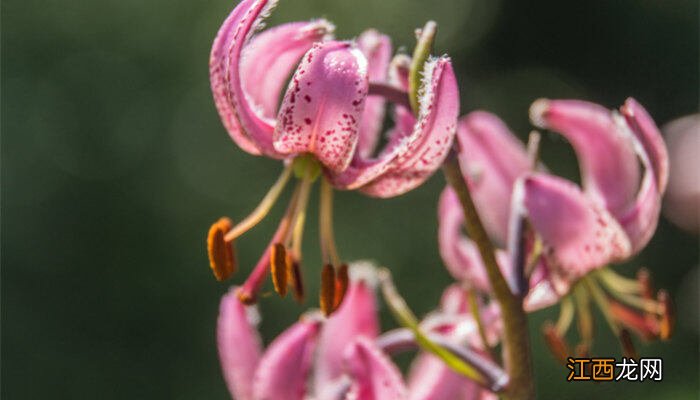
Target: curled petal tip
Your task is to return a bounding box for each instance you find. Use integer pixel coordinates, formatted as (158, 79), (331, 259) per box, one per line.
(529, 98), (551, 129)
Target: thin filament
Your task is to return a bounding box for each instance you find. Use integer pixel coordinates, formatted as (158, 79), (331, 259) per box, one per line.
(319, 178), (341, 266)
(225, 164), (293, 242)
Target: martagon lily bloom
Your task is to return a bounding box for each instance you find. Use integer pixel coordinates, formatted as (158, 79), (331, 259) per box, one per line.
(439, 98), (673, 358)
(217, 262), (506, 400)
(207, 0), (459, 313)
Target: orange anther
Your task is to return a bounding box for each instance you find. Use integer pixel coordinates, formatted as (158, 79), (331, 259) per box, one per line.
(270, 243), (289, 297)
(332, 263), (349, 312)
(207, 217), (236, 281)
(320, 264), (336, 316)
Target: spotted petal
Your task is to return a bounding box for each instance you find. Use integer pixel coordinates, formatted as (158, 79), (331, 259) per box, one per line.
(330, 57), (458, 197)
(519, 174), (632, 294)
(273, 41), (369, 172)
(456, 111), (531, 244)
(252, 314), (322, 400)
(530, 99), (641, 217)
(343, 337), (408, 400)
(240, 20), (335, 119)
(212, 0), (332, 157)
(315, 263), (380, 393)
(359, 58), (459, 197)
(217, 288), (263, 400)
(356, 30), (392, 158)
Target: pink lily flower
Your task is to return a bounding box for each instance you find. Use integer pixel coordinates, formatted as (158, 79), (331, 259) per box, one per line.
(438, 99), (674, 355)
(217, 262), (407, 400)
(218, 262), (505, 400)
(207, 0), (459, 311)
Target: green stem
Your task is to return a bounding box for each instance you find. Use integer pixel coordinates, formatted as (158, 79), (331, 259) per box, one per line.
(442, 155), (535, 400)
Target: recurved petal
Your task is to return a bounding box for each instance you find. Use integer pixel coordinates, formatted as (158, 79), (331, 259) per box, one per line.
(210, 0), (264, 155)
(519, 174), (632, 294)
(613, 100), (669, 253)
(621, 98), (669, 192)
(344, 337), (408, 400)
(241, 20), (335, 119)
(252, 314), (322, 400)
(273, 41), (369, 172)
(315, 262), (380, 393)
(356, 30), (392, 158)
(530, 99), (641, 216)
(217, 287), (263, 400)
(214, 0), (290, 157)
(456, 111), (531, 245)
(358, 57), (460, 197)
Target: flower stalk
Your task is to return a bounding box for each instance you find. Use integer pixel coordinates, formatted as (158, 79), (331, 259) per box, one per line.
(442, 154), (536, 400)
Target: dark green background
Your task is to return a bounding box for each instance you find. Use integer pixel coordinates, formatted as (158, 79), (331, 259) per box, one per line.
(2, 0), (698, 398)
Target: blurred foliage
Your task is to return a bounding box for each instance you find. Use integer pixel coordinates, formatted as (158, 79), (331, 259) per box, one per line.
(2, 0), (698, 398)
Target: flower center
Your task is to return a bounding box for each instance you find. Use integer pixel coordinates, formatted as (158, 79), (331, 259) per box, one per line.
(205, 154), (349, 315)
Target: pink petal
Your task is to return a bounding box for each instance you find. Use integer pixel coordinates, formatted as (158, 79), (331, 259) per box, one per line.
(617, 98), (670, 252)
(520, 174), (632, 294)
(621, 98), (669, 192)
(325, 55), (410, 188)
(530, 99), (641, 216)
(273, 41), (369, 172)
(357, 58), (460, 197)
(437, 187), (512, 293)
(217, 287), (263, 400)
(213, 0), (288, 157)
(407, 352), (486, 400)
(456, 111), (531, 245)
(210, 0), (264, 155)
(356, 30), (392, 158)
(315, 264), (380, 393)
(240, 20), (335, 119)
(344, 337), (408, 400)
(252, 314), (322, 400)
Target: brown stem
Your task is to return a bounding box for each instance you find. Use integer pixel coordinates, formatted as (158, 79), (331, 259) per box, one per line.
(442, 154), (535, 400)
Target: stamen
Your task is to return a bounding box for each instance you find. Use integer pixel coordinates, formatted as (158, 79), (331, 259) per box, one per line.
(542, 321), (571, 364)
(608, 300), (658, 340)
(573, 285), (594, 349)
(287, 251), (305, 303)
(658, 290), (675, 340)
(224, 165), (293, 242)
(320, 264), (336, 316)
(596, 268), (641, 294)
(619, 328), (638, 359)
(583, 277), (620, 336)
(319, 178), (341, 266)
(288, 162), (316, 262)
(332, 263), (349, 312)
(207, 217), (236, 281)
(596, 270), (662, 315)
(555, 296), (575, 336)
(270, 243), (289, 297)
(237, 184), (301, 304)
